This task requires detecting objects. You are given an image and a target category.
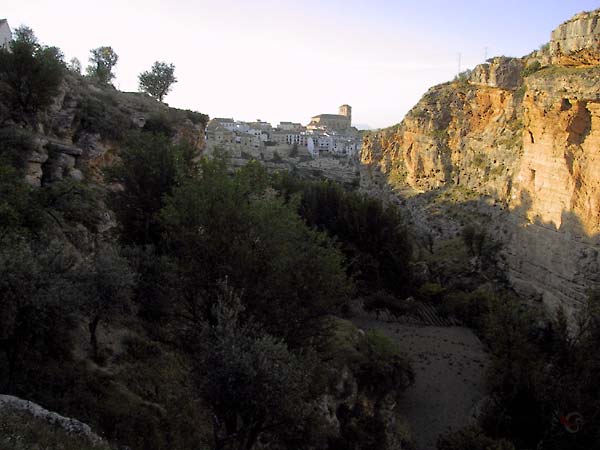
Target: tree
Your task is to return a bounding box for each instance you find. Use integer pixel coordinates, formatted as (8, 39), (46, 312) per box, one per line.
(68, 57), (82, 74)
(159, 160), (351, 342)
(0, 238), (76, 392)
(105, 132), (197, 246)
(76, 246), (135, 362)
(201, 286), (312, 450)
(138, 61), (177, 102)
(0, 26), (65, 124)
(86, 46), (118, 84)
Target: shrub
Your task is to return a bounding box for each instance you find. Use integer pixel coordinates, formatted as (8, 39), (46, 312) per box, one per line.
(355, 330), (414, 401)
(75, 93), (131, 142)
(417, 282), (445, 303)
(0, 26), (65, 124)
(272, 174), (413, 296)
(437, 426), (515, 450)
(521, 60), (542, 77)
(0, 127), (37, 170)
(142, 112), (176, 137)
(272, 150), (283, 162)
(442, 289), (493, 330)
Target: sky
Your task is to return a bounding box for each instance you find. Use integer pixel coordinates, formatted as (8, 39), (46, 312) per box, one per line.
(4, 1), (599, 129)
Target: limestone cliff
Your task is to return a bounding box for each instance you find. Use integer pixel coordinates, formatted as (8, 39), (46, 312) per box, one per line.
(360, 9), (600, 313)
(1, 72), (207, 187)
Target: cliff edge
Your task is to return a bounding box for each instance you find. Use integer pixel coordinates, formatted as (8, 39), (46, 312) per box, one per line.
(360, 9), (600, 314)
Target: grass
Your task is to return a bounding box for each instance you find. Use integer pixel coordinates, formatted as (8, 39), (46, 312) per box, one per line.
(0, 409), (111, 450)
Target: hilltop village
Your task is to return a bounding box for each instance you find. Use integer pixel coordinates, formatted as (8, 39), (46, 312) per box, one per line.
(206, 104), (362, 158)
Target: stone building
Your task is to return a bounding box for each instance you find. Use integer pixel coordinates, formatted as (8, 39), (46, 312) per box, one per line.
(0, 19), (12, 49)
(307, 104), (352, 131)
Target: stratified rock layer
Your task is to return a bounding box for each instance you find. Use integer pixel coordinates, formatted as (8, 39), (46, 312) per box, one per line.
(360, 9), (600, 314)
(550, 9), (600, 65)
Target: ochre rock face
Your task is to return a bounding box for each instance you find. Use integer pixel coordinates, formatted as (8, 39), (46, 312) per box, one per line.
(360, 20), (600, 312)
(550, 9), (600, 65)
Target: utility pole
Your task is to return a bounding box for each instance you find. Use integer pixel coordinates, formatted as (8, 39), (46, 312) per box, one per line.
(484, 46), (488, 61)
(458, 52), (462, 75)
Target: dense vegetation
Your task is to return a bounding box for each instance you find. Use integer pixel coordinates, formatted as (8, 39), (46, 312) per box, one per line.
(434, 288), (600, 450)
(0, 27), (416, 450)
(3, 22), (600, 450)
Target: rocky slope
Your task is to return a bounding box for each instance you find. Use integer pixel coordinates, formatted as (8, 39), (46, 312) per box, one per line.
(360, 9), (600, 314)
(1, 72), (207, 188)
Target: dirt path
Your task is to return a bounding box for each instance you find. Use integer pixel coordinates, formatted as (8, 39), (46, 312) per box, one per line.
(353, 317), (489, 450)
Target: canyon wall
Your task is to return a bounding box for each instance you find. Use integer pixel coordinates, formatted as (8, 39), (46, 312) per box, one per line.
(360, 9), (600, 313)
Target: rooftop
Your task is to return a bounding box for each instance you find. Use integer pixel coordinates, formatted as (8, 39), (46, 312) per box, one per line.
(311, 114), (349, 120)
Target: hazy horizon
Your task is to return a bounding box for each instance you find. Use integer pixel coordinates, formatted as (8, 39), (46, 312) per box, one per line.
(4, 1), (599, 128)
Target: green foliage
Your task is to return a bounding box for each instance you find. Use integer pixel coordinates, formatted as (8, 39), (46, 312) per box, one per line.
(138, 61), (177, 102)
(159, 159), (350, 341)
(142, 112), (177, 137)
(272, 150), (282, 162)
(0, 164), (43, 236)
(0, 26), (65, 123)
(0, 238), (76, 392)
(363, 290), (413, 318)
(0, 127), (37, 169)
(74, 245), (135, 362)
(36, 178), (104, 232)
(105, 132), (197, 246)
(441, 289), (493, 330)
(461, 224), (485, 256)
(272, 172), (413, 296)
(289, 143), (299, 157)
(86, 46), (118, 84)
(453, 69), (472, 85)
(201, 288), (314, 450)
(521, 60), (542, 77)
(513, 84), (527, 102)
(75, 92), (132, 141)
(355, 330), (414, 401)
(68, 57), (82, 74)
(437, 426), (515, 450)
(417, 282), (445, 303)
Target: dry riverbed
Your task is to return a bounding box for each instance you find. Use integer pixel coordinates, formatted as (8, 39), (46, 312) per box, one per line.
(352, 317), (489, 450)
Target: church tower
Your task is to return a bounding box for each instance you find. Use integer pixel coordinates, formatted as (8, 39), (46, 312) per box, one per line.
(339, 104), (352, 125)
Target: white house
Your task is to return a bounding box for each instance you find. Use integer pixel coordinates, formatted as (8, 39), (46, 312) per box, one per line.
(0, 19), (12, 49)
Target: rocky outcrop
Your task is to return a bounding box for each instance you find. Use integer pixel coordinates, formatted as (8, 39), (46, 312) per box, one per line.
(205, 141), (361, 186)
(0, 395), (105, 445)
(8, 73), (208, 187)
(550, 9), (600, 65)
(360, 10), (600, 315)
(470, 57), (524, 89)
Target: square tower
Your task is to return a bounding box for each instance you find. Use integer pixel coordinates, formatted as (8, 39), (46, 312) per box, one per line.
(338, 104), (352, 124)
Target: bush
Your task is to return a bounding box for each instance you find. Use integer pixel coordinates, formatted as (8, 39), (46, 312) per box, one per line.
(142, 112), (176, 137)
(0, 127), (37, 169)
(521, 60), (542, 77)
(417, 282), (445, 303)
(442, 289), (493, 330)
(355, 330), (414, 401)
(437, 426), (515, 450)
(272, 173), (413, 296)
(75, 93), (131, 141)
(200, 288), (315, 450)
(159, 160), (351, 342)
(0, 26), (65, 124)
(272, 150), (283, 162)
(105, 132), (197, 246)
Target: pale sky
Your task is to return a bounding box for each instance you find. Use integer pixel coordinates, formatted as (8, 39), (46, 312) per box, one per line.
(4, 1), (598, 128)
